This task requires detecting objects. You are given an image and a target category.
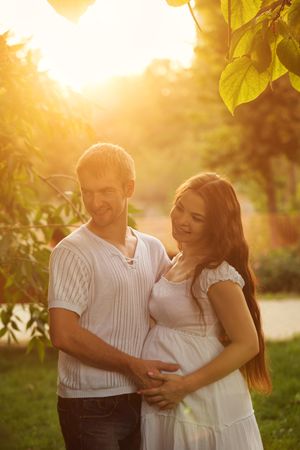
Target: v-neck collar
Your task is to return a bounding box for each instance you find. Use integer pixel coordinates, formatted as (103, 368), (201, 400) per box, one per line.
(82, 224), (140, 261)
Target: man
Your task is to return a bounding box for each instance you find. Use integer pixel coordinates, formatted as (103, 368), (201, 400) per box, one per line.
(48, 143), (178, 450)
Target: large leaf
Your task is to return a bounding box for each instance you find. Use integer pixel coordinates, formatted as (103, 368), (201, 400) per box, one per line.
(47, 0), (96, 22)
(289, 71), (300, 92)
(219, 56), (269, 114)
(221, 0), (262, 30)
(229, 13), (270, 59)
(288, 0), (300, 41)
(165, 0), (190, 6)
(268, 30), (288, 81)
(277, 36), (300, 76)
(250, 27), (272, 72)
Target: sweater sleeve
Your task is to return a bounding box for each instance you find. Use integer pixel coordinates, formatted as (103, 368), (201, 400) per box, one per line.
(48, 245), (90, 316)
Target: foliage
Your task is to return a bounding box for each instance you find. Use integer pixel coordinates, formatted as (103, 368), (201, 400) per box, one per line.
(0, 32), (93, 355)
(202, 76), (300, 216)
(47, 0), (300, 113)
(192, 0), (300, 223)
(0, 32), (140, 353)
(82, 43), (300, 221)
(170, 0), (300, 113)
(166, 0), (190, 5)
(255, 244), (300, 293)
(47, 0), (96, 22)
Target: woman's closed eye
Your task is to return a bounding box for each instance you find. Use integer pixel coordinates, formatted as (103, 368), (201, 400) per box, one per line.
(192, 215), (205, 223)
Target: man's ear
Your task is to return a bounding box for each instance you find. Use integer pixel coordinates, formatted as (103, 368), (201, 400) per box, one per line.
(125, 179), (135, 198)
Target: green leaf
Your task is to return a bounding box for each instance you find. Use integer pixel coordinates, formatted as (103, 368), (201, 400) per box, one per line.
(10, 320), (20, 331)
(1, 309), (11, 326)
(9, 329), (18, 344)
(165, 0), (190, 6)
(277, 36), (300, 76)
(0, 327), (7, 338)
(4, 274), (14, 289)
(276, 19), (291, 39)
(219, 56), (270, 114)
(26, 317), (34, 330)
(26, 337), (35, 354)
(128, 203), (142, 214)
(288, 0), (300, 41)
(269, 32), (288, 81)
(251, 28), (272, 72)
(289, 71), (300, 92)
(221, 0), (262, 31)
(128, 215), (137, 229)
(47, 0), (96, 22)
(230, 20), (260, 59)
(37, 338), (46, 362)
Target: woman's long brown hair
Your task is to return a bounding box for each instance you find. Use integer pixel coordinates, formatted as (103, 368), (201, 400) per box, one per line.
(174, 173), (272, 394)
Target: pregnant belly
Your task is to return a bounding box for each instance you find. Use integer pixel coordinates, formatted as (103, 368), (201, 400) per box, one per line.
(142, 324), (224, 375)
(142, 324), (253, 427)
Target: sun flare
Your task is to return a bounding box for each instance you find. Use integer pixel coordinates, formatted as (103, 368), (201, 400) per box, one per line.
(0, 0), (195, 91)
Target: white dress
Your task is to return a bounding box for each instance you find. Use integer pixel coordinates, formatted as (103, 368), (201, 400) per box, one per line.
(141, 261), (264, 450)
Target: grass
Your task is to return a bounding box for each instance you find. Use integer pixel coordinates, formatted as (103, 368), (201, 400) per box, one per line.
(252, 337), (300, 450)
(0, 346), (64, 450)
(1, 338), (300, 450)
(258, 293), (300, 301)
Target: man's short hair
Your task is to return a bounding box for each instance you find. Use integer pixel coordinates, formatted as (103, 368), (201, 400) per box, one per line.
(76, 143), (136, 183)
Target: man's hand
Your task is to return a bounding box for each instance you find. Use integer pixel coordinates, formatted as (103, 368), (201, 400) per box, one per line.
(138, 372), (189, 410)
(127, 358), (180, 389)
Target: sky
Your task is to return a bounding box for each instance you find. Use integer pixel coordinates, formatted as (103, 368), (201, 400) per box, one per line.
(0, 0), (196, 90)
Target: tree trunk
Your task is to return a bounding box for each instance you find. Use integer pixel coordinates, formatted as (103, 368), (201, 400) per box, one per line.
(288, 161), (297, 208)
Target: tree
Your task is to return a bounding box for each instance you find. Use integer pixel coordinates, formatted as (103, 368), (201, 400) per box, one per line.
(0, 32), (93, 355)
(168, 0), (300, 113)
(0, 32), (140, 353)
(46, 0), (300, 114)
(191, 0), (300, 246)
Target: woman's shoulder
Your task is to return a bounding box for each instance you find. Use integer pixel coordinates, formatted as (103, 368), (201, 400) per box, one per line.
(199, 261), (245, 295)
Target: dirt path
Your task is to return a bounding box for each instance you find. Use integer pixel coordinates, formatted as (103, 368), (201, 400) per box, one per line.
(259, 299), (300, 341)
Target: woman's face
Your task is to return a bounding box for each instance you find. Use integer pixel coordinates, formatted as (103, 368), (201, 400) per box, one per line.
(170, 189), (207, 247)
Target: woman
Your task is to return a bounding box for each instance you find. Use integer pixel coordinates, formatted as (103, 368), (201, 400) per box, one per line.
(139, 173), (271, 450)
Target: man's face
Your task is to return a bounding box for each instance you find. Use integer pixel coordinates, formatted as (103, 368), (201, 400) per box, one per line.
(78, 169), (133, 229)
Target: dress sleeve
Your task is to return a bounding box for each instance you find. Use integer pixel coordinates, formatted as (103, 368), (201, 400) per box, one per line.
(48, 245), (90, 316)
(199, 261), (245, 295)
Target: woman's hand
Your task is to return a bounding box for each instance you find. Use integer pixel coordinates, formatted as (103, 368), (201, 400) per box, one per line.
(127, 359), (180, 390)
(138, 372), (190, 410)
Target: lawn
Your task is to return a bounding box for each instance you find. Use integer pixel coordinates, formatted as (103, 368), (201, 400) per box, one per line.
(1, 338), (300, 450)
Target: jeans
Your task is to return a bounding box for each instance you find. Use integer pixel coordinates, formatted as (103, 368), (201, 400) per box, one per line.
(57, 393), (141, 450)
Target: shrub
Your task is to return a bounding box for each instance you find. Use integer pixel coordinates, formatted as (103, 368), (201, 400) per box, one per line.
(254, 245), (300, 294)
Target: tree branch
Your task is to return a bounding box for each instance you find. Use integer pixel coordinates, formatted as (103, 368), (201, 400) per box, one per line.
(0, 224), (78, 231)
(188, 2), (202, 33)
(36, 172), (86, 222)
(228, 0), (232, 58)
(257, 0), (290, 18)
(44, 174), (77, 182)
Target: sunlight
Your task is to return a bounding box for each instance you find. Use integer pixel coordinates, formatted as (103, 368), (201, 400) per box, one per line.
(0, 0), (195, 91)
